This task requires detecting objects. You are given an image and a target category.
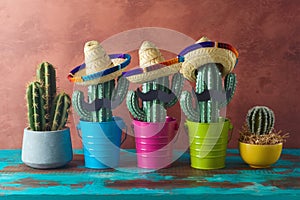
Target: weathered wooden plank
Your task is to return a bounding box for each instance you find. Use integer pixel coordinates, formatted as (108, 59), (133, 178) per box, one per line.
(0, 149), (299, 200)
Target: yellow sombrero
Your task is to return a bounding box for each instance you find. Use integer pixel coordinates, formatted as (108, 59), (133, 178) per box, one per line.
(68, 40), (131, 86)
(179, 36), (239, 82)
(123, 41), (183, 84)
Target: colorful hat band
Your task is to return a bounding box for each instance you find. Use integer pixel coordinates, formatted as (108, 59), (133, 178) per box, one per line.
(122, 56), (184, 78)
(179, 41), (239, 63)
(68, 54), (131, 83)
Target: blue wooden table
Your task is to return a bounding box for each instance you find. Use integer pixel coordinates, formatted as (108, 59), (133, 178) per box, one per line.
(0, 149), (299, 200)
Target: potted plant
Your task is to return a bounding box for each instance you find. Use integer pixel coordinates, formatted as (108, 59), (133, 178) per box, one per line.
(179, 37), (238, 169)
(69, 40), (131, 169)
(22, 62), (72, 169)
(124, 41), (184, 169)
(239, 106), (289, 168)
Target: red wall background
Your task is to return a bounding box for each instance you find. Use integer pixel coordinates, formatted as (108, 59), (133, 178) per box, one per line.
(0, 0), (299, 149)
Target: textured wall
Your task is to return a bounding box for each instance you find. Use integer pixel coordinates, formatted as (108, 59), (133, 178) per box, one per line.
(0, 0), (299, 149)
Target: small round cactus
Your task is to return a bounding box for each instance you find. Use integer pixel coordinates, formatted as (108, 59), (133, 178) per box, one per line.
(246, 106), (275, 135)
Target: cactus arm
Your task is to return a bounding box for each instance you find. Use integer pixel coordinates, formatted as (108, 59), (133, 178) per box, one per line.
(126, 90), (146, 121)
(165, 73), (184, 108)
(210, 65), (222, 123)
(72, 90), (93, 122)
(50, 92), (71, 131)
(36, 62), (56, 130)
(59, 93), (71, 130)
(223, 73), (237, 106)
(180, 91), (200, 122)
(26, 82), (46, 131)
(112, 76), (129, 108)
(26, 83), (35, 130)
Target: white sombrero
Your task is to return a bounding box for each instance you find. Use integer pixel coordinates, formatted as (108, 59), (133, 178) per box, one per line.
(179, 36), (239, 82)
(123, 41), (183, 84)
(68, 40), (131, 86)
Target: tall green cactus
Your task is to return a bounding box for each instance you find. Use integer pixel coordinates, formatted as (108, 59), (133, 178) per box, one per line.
(26, 62), (71, 131)
(72, 76), (129, 122)
(36, 62), (57, 129)
(180, 63), (237, 123)
(246, 106), (275, 135)
(126, 73), (184, 122)
(26, 82), (46, 131)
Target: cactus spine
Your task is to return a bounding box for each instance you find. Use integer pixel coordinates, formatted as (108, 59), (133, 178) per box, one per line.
(26, 62), (71, 131)
(180, 63), (237, 123)
(127, 73), (184, 123)
(246, 106), (275, 135)
(72, 77), (129, 122)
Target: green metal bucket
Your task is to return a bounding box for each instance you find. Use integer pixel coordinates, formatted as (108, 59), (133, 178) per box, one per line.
(186, 119), (232, 170)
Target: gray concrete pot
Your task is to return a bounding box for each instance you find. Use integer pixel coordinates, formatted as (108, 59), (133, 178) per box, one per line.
(22, 127), (73, 169)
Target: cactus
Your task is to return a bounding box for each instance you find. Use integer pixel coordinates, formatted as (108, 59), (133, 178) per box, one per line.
(70, 40), (130, 122)
(72, 77), (129, 122)
(36, 62), (57, 129)
(50, 92), (71, 131)
(26, 62), (71, 131)
(126, 41), (184, 123)
(26, 82), (46, 131)
(180, 63), (237, 123)
(246, 106), (275, 135)
(126, 73), (184, 122)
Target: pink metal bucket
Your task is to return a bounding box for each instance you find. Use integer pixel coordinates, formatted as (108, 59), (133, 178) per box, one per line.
(133, 116), (178, 169)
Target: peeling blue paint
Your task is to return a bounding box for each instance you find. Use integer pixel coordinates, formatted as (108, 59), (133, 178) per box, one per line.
(0, 149), (299, 199)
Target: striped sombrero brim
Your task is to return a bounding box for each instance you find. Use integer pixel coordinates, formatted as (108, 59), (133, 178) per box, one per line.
(123, 56), (184, 84)
(68, 54), (131, 86)
(179, 41), (238, 82)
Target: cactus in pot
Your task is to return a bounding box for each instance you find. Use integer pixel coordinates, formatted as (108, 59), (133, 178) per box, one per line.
(180, 63), (236, 123)
(126, 41), (184, 123)
(22, 62), (73, 169)
(67, 40), (131, 169)
(239, 106), (289, 145)
(178, 36), (239, 169)
(124, 41), (184, 169)
(239, 106), (289, 168)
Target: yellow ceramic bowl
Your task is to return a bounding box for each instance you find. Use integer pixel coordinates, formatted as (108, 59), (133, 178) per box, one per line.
(239, 142), (283, 168)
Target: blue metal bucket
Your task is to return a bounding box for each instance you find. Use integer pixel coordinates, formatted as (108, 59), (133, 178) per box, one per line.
(77, 117), (127, 169)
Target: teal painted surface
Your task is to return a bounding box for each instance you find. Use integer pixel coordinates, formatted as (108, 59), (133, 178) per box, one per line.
(0, 149), (299, 200)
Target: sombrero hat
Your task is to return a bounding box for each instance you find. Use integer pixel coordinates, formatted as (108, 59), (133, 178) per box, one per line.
(179, 36), (239, 82)
(123, 41), (183, 84)
(68, 40), (131, 86)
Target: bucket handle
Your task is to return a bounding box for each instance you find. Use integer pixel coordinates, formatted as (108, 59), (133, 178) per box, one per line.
(77, 124), (82, 139)
(76, 124), (128, 146)
(173, 122), (180, 143)
(227, 121), (233, 144)
(120, 125), (127, 146)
